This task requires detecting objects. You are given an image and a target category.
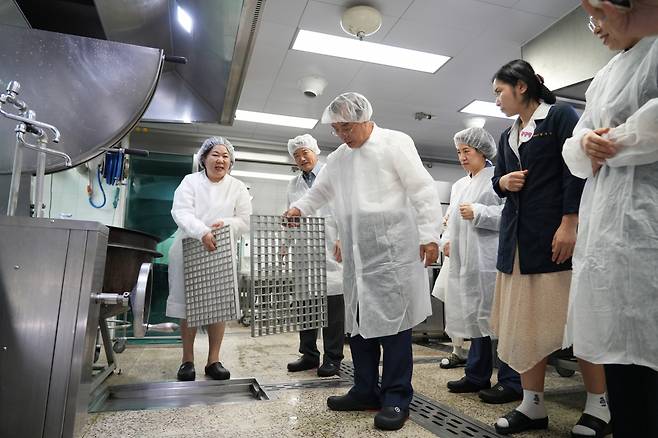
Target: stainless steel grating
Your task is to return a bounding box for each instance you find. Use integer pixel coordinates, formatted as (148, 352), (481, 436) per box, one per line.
(182, 226), (239, 327)
(249, 215), (327, 337)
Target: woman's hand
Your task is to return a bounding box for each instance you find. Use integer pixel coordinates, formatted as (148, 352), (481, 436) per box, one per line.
(202, 231), (217, 252)
(459, 203), (475, 220)
(420, 242), (439, 267)
(499, 170), (528, 192)
(552, 214), (578, 264)
(443, 241), (451, 258)
(333, 240), (342, 262)
(581, 128), (618, 163)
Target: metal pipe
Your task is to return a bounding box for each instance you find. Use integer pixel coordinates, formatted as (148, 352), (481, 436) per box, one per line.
(16, 132), (72, 167)
(0, 107), (61, 143)
(34, 137), (47, 218)
(6, 128), (25, 216)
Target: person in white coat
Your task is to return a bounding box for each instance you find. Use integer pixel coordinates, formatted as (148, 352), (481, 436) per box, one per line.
(442, 128), (522, 404)
(285, 92), (441, 431)
(166, 136), (252, 382)
(562, 17), (658, 437)
(284, 134), (345, 378)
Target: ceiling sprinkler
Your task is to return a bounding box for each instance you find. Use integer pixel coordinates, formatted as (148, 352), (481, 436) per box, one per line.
(341, 5), (382, 41)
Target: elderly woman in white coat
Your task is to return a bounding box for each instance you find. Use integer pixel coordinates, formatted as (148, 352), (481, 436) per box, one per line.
(284, 134), (345, 378)
(285, 92), (441, 431)
(563, 16), (658, 438)
(441, 128), (522, 405)
(167, 137), (252, 382)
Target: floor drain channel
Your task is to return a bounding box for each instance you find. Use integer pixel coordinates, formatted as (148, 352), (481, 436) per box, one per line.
(338, 361), (504, 438)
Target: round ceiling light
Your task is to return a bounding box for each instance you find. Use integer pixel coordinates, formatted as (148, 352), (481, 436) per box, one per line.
(340, 5), (382, 40)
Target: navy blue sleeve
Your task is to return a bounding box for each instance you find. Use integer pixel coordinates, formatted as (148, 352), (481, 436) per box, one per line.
(492, 131), (509, 198)
(555, 104), (586, 215)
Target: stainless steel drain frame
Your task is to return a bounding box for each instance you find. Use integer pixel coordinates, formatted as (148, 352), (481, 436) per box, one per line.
(89, 378), (269, 413)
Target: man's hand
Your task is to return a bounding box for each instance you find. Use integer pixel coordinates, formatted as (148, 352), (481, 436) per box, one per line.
(202, 231), (217, 252)
(210, 220), (224, 229)
(443, 241), (451, 258)
(333, 240), (342, 263)
(499, 170), (528, 192)
(581, 128), (619, 163)
(282, 207), (302, 228)
(459, 203), (475, 220)
(420, 242), (439, 267)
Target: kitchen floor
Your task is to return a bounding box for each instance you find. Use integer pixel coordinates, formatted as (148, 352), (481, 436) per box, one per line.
(81, 323), (588, 438)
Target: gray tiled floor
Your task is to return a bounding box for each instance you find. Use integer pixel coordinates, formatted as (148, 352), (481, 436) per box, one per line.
(83, 323), (589, 437)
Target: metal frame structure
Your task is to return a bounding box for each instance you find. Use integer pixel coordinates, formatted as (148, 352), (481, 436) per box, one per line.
(249, 215), (327, 337)
(182, 226), (239, 327)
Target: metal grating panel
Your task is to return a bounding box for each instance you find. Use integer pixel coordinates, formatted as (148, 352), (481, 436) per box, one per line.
(182, 226), (239, 327)
(249, 215), (327, 337)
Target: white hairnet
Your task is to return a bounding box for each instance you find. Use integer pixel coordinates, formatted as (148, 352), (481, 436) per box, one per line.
(287, 134), (320, 157)
(197, 136), (235, 168)
(453, 127), (497, 160)
(321, 92), (373, 124)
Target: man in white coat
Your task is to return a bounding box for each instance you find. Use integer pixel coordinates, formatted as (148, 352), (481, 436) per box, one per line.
(285, 134), (345, 378)
(285, 92), (441, 431)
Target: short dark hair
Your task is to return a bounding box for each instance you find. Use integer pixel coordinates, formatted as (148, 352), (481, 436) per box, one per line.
(492, 59), (556, 105)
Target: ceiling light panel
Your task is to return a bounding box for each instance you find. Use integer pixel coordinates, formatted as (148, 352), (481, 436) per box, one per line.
(459, 100), (516, 119)
(235, 110), (318, 129)
(292, 29), (450, 74)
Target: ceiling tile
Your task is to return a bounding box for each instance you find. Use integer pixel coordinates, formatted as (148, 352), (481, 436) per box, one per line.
(514, 0), (580, 18)
(311, 0), (415, 18)
(261, 0), (308, 27)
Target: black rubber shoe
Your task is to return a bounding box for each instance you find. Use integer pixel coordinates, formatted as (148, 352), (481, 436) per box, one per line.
(326, 392), (381, 411)
(374, 406), (409, 431)
(495, 410), (549, 435)
(440, 353), (467, 369)
(177, 361), (195, 381)
(204, 362), (230, 380)
(287, 356), (319, 372)
(571, 413), (612, 438)
(447, 376), (491, 393)
(478, 383), (523, 404)
(317, 362), (341, 377)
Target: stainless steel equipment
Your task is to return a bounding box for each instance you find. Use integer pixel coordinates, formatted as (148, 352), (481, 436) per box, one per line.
(249, 215), (328, 337)
(182, 226), (239, 327)
(0, 216), (108, 438)
(0, 24), (163, 175)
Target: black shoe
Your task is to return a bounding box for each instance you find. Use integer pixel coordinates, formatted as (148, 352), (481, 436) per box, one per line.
(495, 410), (549, 435)
(447, 376), (491, 393)
(374, 406), (409, 431)
(326, 392), (381, 411)
(177, 361), (195, 381)
(440, 353), (467, 369)
(287, 356), (319, 372)
(478, 383), (523, 404)
(317, 361), (341, 377)
(204, 362), (230, 380)
(571, 413), (612, 438)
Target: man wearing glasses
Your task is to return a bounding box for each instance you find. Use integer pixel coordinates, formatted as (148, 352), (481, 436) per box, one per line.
(285, 92), (441, 431)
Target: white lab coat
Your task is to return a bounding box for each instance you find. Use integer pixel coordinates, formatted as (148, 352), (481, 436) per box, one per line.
(562, 36), (658, 371)
(291, 124), (442, 339)
(442, 167), (504, 340)
(166, 171), (252, 319)
(432, 177), (469, 302)
(287, 163), (343, 296)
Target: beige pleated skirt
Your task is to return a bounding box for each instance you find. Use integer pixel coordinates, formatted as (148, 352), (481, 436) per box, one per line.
(491, 248), (571, 374)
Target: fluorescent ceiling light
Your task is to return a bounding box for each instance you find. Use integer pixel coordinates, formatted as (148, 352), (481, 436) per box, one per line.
(292, 29), (450, 74)
(234, 151), (291, 164)
(459, 100), (516, 120)
(235, 110), (318, 129)
(231, 170), (296, 181)
(177, 5), (193, 34)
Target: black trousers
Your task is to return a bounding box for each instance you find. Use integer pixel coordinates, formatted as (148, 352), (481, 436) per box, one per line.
(299, 294), (345, 364)
(605, 363), (658, 438)
(465, 336), (521, 393)
(348, 329), (414, 409)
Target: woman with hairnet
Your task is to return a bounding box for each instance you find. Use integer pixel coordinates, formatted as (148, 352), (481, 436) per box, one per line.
(166, 136), (252, 382)
(285, 92), (442, 431)
(442, 128), (522, 404)
(562, 19), (658, 438)
(285, 134), (345, 378)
